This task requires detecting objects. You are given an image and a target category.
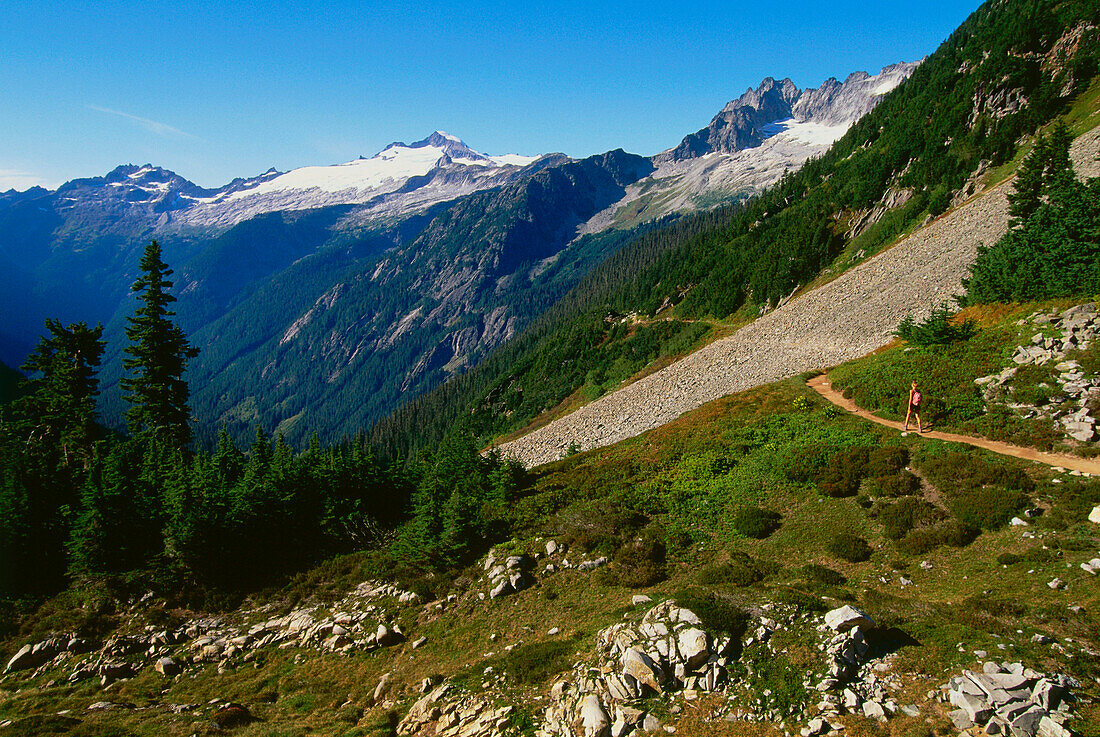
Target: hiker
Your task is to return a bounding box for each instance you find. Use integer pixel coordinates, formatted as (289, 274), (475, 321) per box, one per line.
(904, 380), (923, 433)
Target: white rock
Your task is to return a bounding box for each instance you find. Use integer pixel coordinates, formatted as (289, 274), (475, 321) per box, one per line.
(824, 606), (875, 632)
(579, 694), (610, 736)
(1088, 505), (1100, 524)
(631, 594), (653, 606)
(676, 628), (710, 668)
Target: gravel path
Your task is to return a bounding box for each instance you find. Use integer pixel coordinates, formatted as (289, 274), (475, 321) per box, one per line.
(498, 131), (1100, 468)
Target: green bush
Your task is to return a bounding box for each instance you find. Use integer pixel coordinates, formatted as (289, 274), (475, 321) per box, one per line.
(817, 446), (872, 497)
(733, 506), (782, 539)
(951, 487), (1028, 530)
(697, 560), (761, 587)
(895, 304), (978, 345)
(784, 443), (838, 482)
(828, 533), (873, 563)
(674, 588), (750, 637)
(866, 446), (909, 476)
(897, 520), (979, 555)
(872, 497), (944, 540)
(800, 564), (847, 585)
(869, 472), (922, 497)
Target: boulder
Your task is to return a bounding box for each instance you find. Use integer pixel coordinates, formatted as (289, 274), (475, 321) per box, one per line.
(376, 624), (405, 647)
(154, 657), (180, 677)
(676, 627), (710, 669)
(1089, 505), (1100, 524)
(546, 540), (560, 556)
(3, 644), (37, 674)
(578, 694), (610, 736)
(621, 648), (663, 693)
(631, 594), (652, 606)
(824, 605), (875, 632)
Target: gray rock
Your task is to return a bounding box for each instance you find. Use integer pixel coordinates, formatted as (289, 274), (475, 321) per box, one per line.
(949, 708), (975, 730)
(824, 605), (875, 632)
(154, 657), (180, 676)
(1009, 705), (1046, 737)
(622, 648), (663, 693)
(579, 693), (610, 736)
(676, 627), (710, 669)
(3, 644), (36, 674)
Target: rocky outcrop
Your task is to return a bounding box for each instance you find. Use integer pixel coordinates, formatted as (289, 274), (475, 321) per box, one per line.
(398, 683), (516, 737)
(942, 663), (1079, 737)
(1, 579), (421, 689)
(478, 542), (608, 600)
(977, 303), (1100, 443)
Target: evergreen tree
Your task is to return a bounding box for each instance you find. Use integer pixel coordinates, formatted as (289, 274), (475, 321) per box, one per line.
(1007, 135), (1049, 225)
(121, 241), (199, 447)
(13, 319), (105, 465)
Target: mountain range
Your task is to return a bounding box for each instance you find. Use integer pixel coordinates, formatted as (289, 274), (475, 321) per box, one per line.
(0, 63), (917, 445)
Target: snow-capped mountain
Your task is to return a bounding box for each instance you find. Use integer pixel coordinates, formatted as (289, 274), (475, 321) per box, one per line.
(582, 62), (920, 233)
(176, 131), (545, 230)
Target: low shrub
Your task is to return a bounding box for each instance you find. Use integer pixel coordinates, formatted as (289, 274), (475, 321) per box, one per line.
(674, 588), (750, 637)
(866, 446), (909, 476)
(800, 564), (847, 586)
(613, 526), (667, 588)
(697, 559), (761, 587)
(773, 588), (828, 612)
(897, 520), (979, 555)
(867, 471), (921, 498)
(950, 487), (1028, 530)
(502, 640), (577, 684)
(733, 506), (782, 539)
(872, 497), (944, 540)
(817, 446), (873, 497)
(828, 533), (873, 563)
(784, 443), (837, 482)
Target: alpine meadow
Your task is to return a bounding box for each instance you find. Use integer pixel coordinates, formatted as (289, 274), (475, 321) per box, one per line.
(2, 2), (1100, 737)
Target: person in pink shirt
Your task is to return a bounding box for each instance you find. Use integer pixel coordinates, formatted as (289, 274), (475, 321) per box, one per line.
(904, 380), (923, 433)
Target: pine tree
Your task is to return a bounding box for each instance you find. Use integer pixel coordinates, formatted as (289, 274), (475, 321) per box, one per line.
(13, 319), (105, 464)
(1007, 134), (1049, 225)
(121, 241), (199, 446)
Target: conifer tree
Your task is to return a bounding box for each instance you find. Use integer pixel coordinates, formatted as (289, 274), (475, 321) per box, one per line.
(14, 319), (105, 464)
(121, 241), (198, 446)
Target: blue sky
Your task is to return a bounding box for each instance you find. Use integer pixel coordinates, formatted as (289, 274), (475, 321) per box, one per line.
(1, 1), (981, 191)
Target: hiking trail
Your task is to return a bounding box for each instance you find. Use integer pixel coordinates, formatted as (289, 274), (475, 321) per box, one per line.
(807, 374), (1100, 475)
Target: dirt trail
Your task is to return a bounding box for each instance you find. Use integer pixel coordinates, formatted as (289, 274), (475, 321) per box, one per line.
(807, 374), (1100, 475)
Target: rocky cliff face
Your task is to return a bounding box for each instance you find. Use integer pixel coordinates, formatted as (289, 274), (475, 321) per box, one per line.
(657, 62), (919, 164)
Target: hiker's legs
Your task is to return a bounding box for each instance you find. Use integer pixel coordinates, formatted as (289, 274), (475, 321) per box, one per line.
(916, 411), (922, 433)
(904, 407), (912, 430)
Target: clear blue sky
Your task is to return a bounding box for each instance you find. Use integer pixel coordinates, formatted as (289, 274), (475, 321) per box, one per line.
(1, 1), (981, 191)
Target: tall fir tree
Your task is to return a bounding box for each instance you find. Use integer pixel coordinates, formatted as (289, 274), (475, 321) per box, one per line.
(13, 319), (105, 465)
(121, 241), (199, 447)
